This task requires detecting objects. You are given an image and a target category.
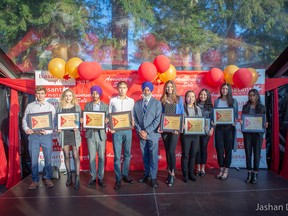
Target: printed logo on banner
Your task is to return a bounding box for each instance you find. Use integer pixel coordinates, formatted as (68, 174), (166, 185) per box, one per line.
(35, 70), (76, 86)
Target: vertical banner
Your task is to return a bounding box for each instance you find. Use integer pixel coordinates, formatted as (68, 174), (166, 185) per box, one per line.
(36, 69), (266, 172)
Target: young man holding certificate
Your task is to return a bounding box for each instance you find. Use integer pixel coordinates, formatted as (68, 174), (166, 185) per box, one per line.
(133, 82), (162, 188)
(22, 86), (55, 190)
(84, 86), (108, 188)
(109, 81), (135, 190)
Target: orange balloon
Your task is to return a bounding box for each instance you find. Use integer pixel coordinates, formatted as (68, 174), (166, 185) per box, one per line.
(159, 64), (176, 83)
(247, 68), (258, 85)
(48, 58), (66, 79)
(223, 65), (239, 85)
(66, 57), (83, 78)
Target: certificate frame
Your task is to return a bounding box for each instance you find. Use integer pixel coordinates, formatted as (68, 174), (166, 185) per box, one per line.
(57, 112), (80, 130)
(109, 111), (132, 131)
(213, 108), (234, 124)
(184, 117), (206, 135)
(160, 114), (183, 133)
(27, 112), (53, 131)
(83, 111), (106, 129)
(241, 114), (265, 133)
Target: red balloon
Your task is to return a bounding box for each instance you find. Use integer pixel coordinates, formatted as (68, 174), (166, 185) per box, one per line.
(153, 55), (170, 73)
(144, 33), (156, 49)
(233, 68), (253, 89)
(78, 62), (102, 81)
(138, 62), (158, 82)
(206, 68), (224, 87)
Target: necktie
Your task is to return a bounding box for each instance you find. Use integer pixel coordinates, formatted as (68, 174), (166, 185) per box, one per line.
(143, 99), (148, 114)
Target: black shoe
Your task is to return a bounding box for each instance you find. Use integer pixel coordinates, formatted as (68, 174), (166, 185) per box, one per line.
(165, 173), (171, 183)
(251, 172), (258, 184)
(66, 172), (72, 186)
(151, 179), (158, 188)
(114, 181), (121, 190)
(183, 178), (188, 183)
(168, 175), (175, 187)
(138, 175), (150, 183)
(245, 172), (252, 183)
(194, 169), (200, 176)
(98, 180), (106, 188)
(123, 176), (134, 184)
(74, 175), (80, 190)
(87, 179), (96, 188)
(199, 171), (206, 177)
(189, 175), (197, 182)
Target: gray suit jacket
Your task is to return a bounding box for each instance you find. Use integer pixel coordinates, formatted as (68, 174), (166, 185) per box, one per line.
(84, 101), (108, 141)
(133, 97), (162, 140)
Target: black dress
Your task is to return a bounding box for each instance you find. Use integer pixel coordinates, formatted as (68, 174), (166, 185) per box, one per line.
(62, 106), (76, 146)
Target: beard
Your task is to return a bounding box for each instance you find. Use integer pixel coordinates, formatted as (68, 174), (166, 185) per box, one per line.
(142, 93), (152, 100)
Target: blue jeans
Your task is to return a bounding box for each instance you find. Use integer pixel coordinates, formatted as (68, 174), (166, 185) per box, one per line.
(140, 137), (159, 179)
(112, 130), (132, 181)
(28, 134), (53, 182)
(87, 131), (106, 180)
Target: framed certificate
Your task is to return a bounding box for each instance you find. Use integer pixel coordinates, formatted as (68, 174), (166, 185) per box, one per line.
(83, 111), (106, 129)
(213, 108), (234, 124)
(57, 112), (80, 130)
(27, 112), (53, 131)
(109, 111), (132, 131)
(241, 114), (265, 133)
(184, 117), (206, 135)
(160, 114), (183, 133)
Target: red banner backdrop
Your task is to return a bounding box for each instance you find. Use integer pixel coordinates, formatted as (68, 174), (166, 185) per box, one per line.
(39, 70), (266, 172)
(0, 69), (270, 188)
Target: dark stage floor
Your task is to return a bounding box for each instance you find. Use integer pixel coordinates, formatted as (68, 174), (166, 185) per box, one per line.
(1, 169), (288, 216)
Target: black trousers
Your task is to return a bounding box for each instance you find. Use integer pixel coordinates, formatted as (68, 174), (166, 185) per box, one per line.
(162, 133), (180, 171)
(243, 133), (263, 171)
(215, 125), (234, 168)
(181, 135), (199, 178)
(195, 135), (210, 164)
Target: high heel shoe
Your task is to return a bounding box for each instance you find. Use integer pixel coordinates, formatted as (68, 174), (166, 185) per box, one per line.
(251, 172), (258, 184)
(74, 175), (80, 190)
(245, 172), (252, 183)
(165, 173), (171, 184)
(220, 168), (229, 180)
(66, 172), (72, 186)
(168, 175), (175, 187)
(216, 167), (224, 179)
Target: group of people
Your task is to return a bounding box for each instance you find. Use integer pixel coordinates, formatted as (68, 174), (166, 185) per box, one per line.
(22, 80), (266, 191)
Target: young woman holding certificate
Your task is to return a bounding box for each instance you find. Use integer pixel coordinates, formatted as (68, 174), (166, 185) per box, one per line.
(195, 89), (214, 177)
(241, 89), (266, 184)
(181, 90), (202, 182)
(213, 83), (238, 180)
(159, 80), (184, 187)
(57, 89), (82, 190)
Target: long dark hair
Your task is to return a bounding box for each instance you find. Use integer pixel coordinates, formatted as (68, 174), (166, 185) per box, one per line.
(219, 83), (234, 107)
(243, 89), (262, 113)
(160, 80), (180, 104)
(196, 88), (213, 110)
(184, 90), (198, 116)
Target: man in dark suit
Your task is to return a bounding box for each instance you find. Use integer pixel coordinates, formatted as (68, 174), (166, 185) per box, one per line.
(133, 81), (162, 188)
(84, 86), (108, 188)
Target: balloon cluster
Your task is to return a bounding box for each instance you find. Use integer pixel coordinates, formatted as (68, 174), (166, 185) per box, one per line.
(48, 57), (102, 81)
(138, 55), (176, 83)
(206, 65), (258, 89)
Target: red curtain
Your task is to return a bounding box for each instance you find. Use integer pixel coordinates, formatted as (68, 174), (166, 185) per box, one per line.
(6, 89), (21, 188)
(270, 88), (280, 173)
(0, 134), (7, 184)
(265, 78), (288, 178)
(0, 78), (35, 188)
